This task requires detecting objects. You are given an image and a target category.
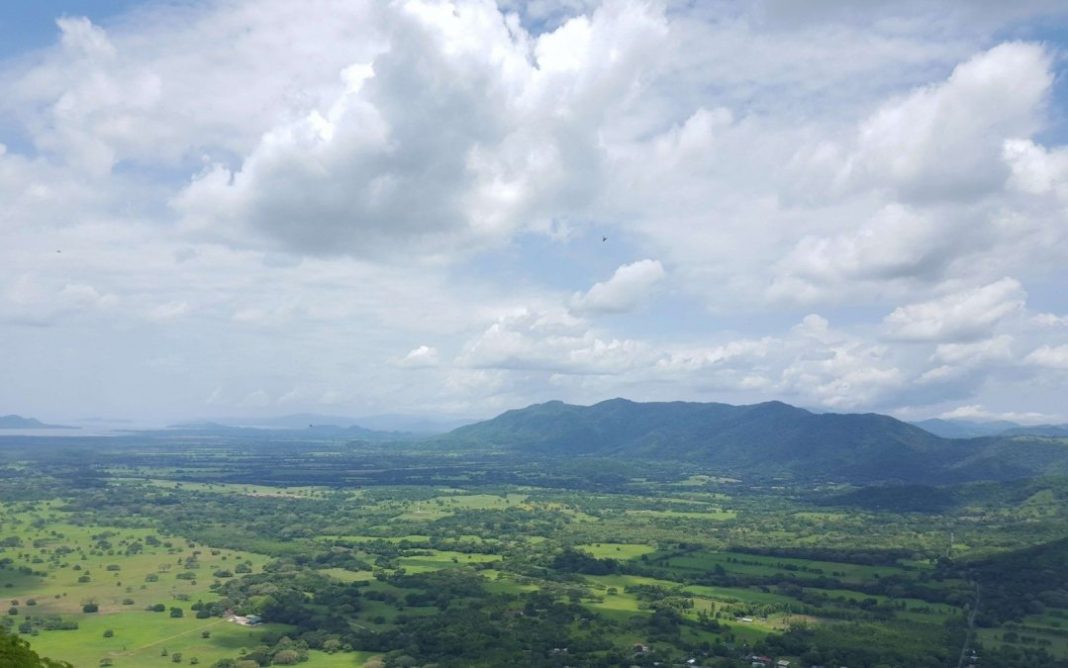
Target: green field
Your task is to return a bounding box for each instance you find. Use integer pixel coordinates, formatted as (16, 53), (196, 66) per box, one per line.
(1, 439), (1065, 668)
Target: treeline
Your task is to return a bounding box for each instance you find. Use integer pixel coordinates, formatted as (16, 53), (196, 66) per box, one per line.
(965, 537), (1068, 626)
(728, 545), (916, 567)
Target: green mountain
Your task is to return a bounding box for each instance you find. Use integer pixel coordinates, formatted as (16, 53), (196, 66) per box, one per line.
(442, 398), (1068, 483)
(911, 417), (1021, 438)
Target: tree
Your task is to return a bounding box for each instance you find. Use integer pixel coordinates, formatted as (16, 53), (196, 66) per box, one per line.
(271, 649), (301, 665)
(169, 607), (184, 618)
(0, 625), (73, 668)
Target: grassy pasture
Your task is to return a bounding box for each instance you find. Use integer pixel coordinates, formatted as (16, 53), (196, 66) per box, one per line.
(397, 550), (500, 573)
(0, 502), (336, 667)
(24, 614), (292, 667)
(575, 542), (656, 560)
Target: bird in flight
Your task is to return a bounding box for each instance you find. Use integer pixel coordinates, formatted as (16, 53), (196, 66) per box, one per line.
(601, 236), (607, 242)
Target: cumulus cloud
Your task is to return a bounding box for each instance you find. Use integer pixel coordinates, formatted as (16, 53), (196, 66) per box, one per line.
(1003, 139), (1068, 196)
(399, 344), (440, 368)
(771, 205), (970, 302)
(570, 259), (665, 314)
(173, 0), (667, 257)
(849, 42), (1051, 202)
(765, 43), (1061, 307)
(3, 1), (1068, 422)
(1032, 313), (1068, 327)
(932, 335), (1014, 366)
(1025, 344), (1068, 369)
(1, 275), (117, 325)
(459, 306), (648, 374)
(882, 278), (1026, 342)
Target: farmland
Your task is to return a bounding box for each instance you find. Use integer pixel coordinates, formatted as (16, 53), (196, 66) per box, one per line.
(1, 436), (1067, 667)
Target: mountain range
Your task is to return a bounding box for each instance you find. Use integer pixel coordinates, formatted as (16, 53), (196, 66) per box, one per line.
(910, 417), (1068, 439)
(6, 402), (1068, 484)
(440, 399), (1068, 483)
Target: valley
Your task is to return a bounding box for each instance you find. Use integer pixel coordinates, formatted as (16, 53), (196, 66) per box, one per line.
(2, 403), (1067, 667)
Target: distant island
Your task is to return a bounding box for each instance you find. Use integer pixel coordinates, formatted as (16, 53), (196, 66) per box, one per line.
(0, 414), (77, 430)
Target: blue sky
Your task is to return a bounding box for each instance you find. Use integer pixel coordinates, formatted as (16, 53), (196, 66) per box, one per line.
(0, 1), (140, 58)
(3, 0), (1068, 425)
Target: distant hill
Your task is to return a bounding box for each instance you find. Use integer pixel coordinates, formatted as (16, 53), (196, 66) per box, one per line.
(227, 412), (477, 434)
(911, 418), (1021, 439)
(0, 414), (76, 430)
(912, 417), (1068, 439)
(165, 419), (413, 442)
(1000, 424), (1068, 437)
(354, 413), (478, 434)
(441, 399), (1068, 483)
(193, 413), (365, 430)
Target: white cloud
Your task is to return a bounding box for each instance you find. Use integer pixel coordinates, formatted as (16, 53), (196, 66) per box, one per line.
(939, 404), (1054, 425)
(882, 278), (1025, 342)
(399, 345), (440, 368)
(1032, 313), (1068, 327)
(1025, 344), (1068, 369)
(459, 306), (648, 375)
(2, 1), (1068, 422)
(570, 259), (665, 314)
(59, 283), (118, 310)
(1003, 138), (1068, 196)
(932, 335), (1014, 366)
(172, 0), (667, 257)
(849, 42), (1051, 202)
(771, 204), (968, 302)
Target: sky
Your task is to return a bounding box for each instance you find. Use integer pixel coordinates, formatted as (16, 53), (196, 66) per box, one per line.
(3, 0), (1068, 425)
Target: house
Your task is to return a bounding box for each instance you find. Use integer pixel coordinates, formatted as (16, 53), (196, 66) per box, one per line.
(245, 614), (262, 626)
(633, 643), (650, 654)
(748, 655), (772, 668)
(776, 660), (790, 668)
